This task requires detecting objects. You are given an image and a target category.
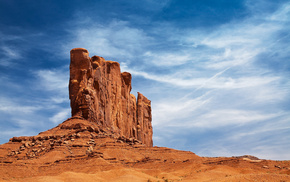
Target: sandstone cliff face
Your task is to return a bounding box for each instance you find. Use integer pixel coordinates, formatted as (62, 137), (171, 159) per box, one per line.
(69, 48), (153, 146)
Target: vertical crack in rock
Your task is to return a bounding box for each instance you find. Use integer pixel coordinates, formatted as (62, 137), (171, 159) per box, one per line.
(69, 48), (153, 146)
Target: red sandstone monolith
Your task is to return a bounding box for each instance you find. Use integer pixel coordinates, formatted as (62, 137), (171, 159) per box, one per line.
(69, 48), (153, 146)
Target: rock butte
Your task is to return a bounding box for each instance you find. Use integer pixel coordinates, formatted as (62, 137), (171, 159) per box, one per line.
(0, 48), (289, 182)
(69, 48), (152, 147)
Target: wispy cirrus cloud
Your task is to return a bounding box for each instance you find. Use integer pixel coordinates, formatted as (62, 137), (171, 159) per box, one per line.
(131, 1), (289, 159)
(49, 108), (71, 124)
(63, 19), (153, 61)
(0, 30), (46, 67)
(0, 96), (44, 141)
(34, 68), (71, 124)
(0, 65), (71, 142)
(0, 36), (22, 66)
(122, 63), (281, 89)
(35, 68), (69, 95)
(190, 109), (282, 128)
(0, 97), (42, 114)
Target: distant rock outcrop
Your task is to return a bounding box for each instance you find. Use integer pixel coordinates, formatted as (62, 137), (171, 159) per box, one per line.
(69, 48), (153, 146)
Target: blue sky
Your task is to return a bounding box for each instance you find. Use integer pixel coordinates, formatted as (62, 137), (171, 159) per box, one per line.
(0, 0), (289, 160)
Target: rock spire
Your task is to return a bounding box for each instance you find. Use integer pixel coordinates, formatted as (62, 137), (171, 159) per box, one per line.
(69, 48), (153, 146)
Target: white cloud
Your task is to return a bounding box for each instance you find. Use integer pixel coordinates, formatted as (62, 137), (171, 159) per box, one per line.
(125, 65), (280, 90)
(49, 108), (71, 124)
(147, 2), (289, 159)
(191, 109), (282, 128)
(268, 2), (290, 21)
(0, 66), (71, 144)
(1, 46), (21, 59)
(64, 20), (152, 60)
(153, 91), (212, 126)
(229, 114), (290, 141)
(0, 45), (22, 66)
(34, 68), (69, 104)
(0, 30), (45, 67)
(143, 51), (192, 66)
(0, 97), (41, 114)
(0, 97), (47, 142)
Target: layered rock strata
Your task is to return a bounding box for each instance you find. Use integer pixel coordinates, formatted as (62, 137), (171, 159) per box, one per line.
(69, 48), (152, 146)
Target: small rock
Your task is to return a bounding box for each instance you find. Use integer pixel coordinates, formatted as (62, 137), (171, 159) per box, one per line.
(86, 146), (93, 155)
(24, 142), (30, 148)
(87, 126), (95, 132)
(37, 136), (43, 141)
(8, 151), (15, 156)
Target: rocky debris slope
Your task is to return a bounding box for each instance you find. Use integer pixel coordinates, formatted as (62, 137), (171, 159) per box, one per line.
(0, 117), (201, 181)
(0, 123), (289, 182)
(2, 117), (148, 161)
(69, 48), (152, 146)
